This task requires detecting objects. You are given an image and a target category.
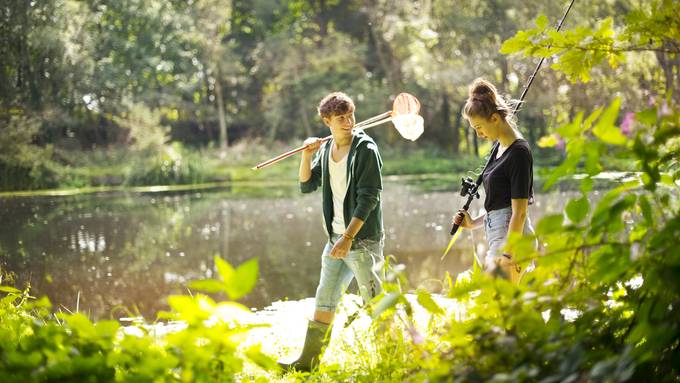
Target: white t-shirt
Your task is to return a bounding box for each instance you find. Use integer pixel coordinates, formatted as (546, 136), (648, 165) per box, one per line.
(328, 150), (348, 235)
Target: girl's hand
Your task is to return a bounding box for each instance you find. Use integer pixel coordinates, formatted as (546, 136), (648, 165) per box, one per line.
(453, 209), (474, 229)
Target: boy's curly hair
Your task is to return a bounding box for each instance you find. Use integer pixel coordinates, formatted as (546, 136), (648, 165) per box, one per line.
(318, 92), (355, 119)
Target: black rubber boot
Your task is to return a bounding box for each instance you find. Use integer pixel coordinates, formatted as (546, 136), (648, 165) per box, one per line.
(278, 320), (330, 372)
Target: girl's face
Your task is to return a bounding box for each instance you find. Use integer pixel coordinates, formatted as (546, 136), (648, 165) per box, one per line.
(468, 113), (500, 141)
(324, 111), (355, 139)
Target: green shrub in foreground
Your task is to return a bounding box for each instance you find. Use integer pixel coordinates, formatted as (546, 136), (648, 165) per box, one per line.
(0, 256), (276, 383)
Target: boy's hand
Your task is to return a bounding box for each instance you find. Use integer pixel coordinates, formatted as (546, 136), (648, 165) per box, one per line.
(330, 236), (352, 259)
(303, 137), (322, 156)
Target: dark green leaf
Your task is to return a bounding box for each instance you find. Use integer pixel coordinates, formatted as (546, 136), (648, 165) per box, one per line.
(536, 214), (564, 236)
(635, 108), (657, 125)
(565, 196), (590, 224)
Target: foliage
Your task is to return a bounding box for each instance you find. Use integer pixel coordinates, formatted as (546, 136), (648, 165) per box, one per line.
(0, 112), (58, 190)
(0, 256), (275, 382)
(2, 0), (677, 190)
(501, 1), (679, 100)
(124, 142), (210, 186)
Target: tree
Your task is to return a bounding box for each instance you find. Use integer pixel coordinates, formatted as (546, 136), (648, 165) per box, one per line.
(184, 0), (234, 149)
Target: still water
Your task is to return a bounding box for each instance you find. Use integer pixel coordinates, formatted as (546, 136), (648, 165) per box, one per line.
(0, 181), (572, 320)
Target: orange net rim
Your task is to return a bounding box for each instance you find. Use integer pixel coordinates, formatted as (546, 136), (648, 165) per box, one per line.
(391, 93), (421, 116)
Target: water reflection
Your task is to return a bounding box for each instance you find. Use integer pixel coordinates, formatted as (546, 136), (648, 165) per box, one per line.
(0, 183), (576, 320)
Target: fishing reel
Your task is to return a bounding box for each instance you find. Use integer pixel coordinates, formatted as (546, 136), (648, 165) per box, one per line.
(449, 177), (480, 236)
(459, 177), (480, 200)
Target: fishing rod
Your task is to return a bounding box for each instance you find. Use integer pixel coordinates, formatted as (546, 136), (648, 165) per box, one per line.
(443, 0), (576, 259)
(252, 93), (424, 170)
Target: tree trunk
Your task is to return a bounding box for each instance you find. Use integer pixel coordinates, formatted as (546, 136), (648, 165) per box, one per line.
(655, 39), (680, 106)
(441, 92), (458, 154)
(367, 13), (402, 144)
(294, 51), (313, 137)
(465, 114), (472, 155)
(473, 132), (479, 157)
(215, 66), (228, 149)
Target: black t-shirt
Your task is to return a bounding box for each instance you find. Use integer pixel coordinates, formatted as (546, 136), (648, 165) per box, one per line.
(482, 139), (533, 212)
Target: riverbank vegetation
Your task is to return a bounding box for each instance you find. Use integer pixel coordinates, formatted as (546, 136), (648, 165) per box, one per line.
(1, 0), (668, 191)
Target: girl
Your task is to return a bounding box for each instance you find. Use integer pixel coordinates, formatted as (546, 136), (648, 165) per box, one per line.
(453, 78), (535, 282)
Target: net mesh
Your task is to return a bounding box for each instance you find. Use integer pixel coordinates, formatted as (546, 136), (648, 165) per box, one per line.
(392, 93), (421, 115)
(392, 114), (424, 141)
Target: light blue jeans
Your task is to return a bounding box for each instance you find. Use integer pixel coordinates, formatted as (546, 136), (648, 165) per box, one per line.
(483, 206), (536, 271)
(314, 234), (385, 312)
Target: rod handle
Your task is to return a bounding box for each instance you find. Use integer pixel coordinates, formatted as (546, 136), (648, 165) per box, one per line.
(449, 222), (460, 236)
(253, 136), (332, 170)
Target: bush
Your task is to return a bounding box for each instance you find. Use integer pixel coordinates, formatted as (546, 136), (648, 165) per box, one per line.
(0, 256), (276, 382)
(0, 113), (60, 191)
(125, 142), (210, 186)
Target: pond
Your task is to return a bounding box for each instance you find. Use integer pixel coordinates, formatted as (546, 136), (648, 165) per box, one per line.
(0, 180), (576, 320)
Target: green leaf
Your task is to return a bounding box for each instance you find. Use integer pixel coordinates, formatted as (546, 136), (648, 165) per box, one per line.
(638, 195), (653, 228)
(565, 196), (590, 224)
(535, 14), (549, 30)
(580, 177), (594, 193)
(95, 320), (120, 339)
(629, 226), (648, 242)
(589, 245), (630, 284)
(553, 50), (592, 83)
(557, 112), (584, 138)
(592, 98), (627, 145)
(537, 134), (558, 148)
(215, 255), (235, 282)
(584, 141), (603, 175)
(543, 137), (585, 190)
(188, 279), (227, 293)
(372, 292), (402, 319)
(583, 107), (603, 131)
(505, 231), (538, 262)
(591, 193), (637, 232)
(636, 108), (657, 125)
(547, 30), (568, 46)
(536, 214), (564, 236)
(444, 271), (454, 291)
(63, 313), (97, 338)
(168, 295), (196, 313)
(226, 258), (259, 300)
(500, 30), (531, 54)
(0, 286), (21, 294)
(168, 295), (214, 323)
(245, 345), (279, 371)
(417, 290), (444, 315)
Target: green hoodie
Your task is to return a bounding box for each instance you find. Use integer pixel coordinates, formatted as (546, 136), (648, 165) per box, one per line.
(300, 131), (384, 242)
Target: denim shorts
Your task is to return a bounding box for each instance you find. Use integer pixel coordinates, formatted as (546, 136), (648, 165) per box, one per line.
(314, 234), (385, 312)
(483, 206), (536, 270)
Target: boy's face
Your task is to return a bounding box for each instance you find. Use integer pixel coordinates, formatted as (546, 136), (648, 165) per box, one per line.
(323, 111), (355, 140)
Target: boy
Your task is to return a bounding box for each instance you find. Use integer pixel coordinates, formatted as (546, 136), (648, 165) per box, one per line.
(279, 92), (385, 371)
